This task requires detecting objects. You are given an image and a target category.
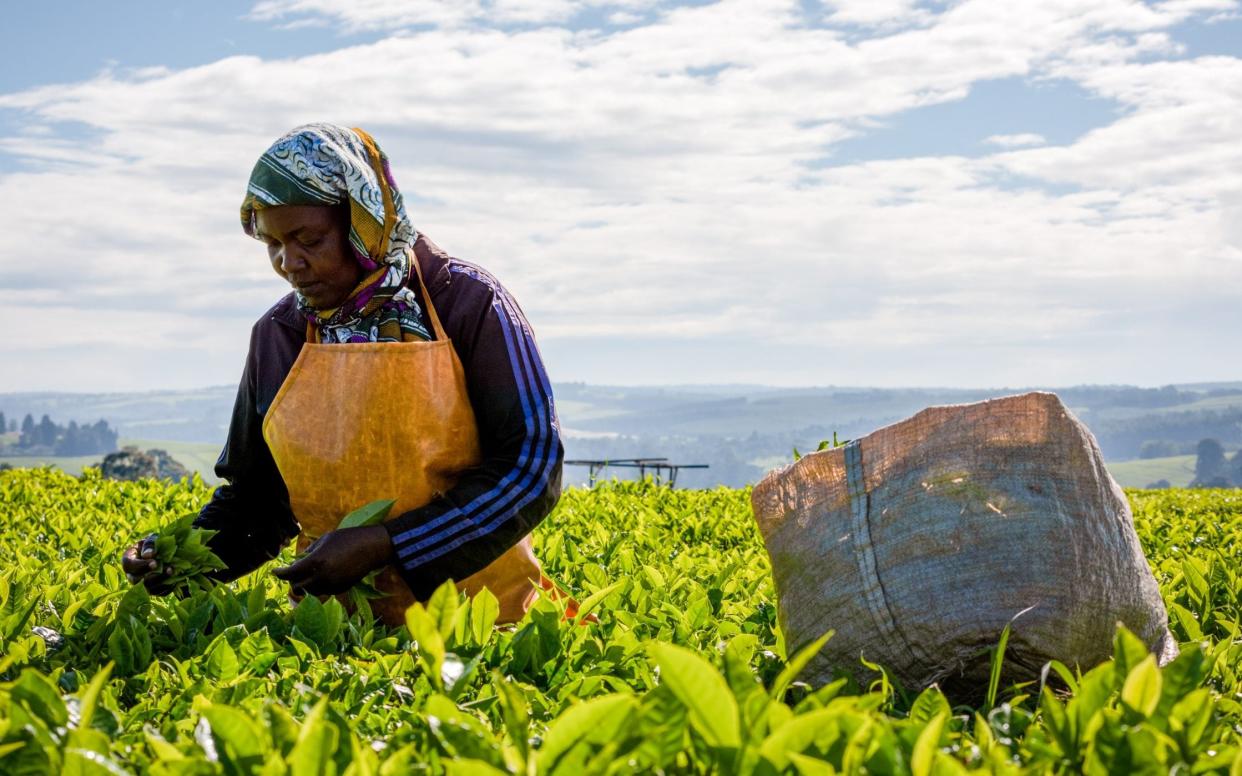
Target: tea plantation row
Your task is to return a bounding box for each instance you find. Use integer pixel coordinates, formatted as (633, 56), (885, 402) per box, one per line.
(0, 467), (1239, 774)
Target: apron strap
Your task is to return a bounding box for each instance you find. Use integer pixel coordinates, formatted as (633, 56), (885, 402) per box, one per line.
(409, 247), (449, 342)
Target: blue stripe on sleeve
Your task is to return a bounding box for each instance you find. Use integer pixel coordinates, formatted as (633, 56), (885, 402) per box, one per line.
(389, 270), (548, 549)
(393, 287), (556, 567)
(397, 293), (558, 570)
(392, 291), (548, 560)
(390, 266), (558, 569)
(389, 287), (539, 546)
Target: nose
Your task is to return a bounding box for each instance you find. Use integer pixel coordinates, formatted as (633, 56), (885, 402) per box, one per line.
(272, 243), (308, 275)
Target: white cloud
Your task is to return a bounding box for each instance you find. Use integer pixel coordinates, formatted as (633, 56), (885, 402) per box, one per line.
(248, 0), (663, 29)
(820, 0), (935, 29)
(1155, 0), (1237, 15)
(984, 133), (1047, 148)
(993, 56), (1242, 195)
(1, 0), (1240, 391)
(607, 10), (646, 25)
(248, 0), (481, 30)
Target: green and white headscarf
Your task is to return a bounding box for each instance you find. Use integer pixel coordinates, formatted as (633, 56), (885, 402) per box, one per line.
(241, 123), (431, 343)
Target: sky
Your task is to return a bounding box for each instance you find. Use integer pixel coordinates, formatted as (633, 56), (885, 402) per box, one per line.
(1, 0), (1240, 392)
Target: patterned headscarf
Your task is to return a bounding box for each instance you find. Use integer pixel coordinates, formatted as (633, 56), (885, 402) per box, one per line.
(241, 123), (432, 344)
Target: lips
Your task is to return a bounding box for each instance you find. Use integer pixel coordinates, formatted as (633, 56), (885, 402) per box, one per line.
(295, 281), (323, 295)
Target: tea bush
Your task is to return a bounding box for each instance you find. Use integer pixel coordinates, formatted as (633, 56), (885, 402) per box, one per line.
(0, 467), (1238, 774)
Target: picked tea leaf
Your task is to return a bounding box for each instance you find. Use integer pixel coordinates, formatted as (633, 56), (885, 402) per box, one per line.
(154, 514), (225, 590)
(338, 498), (397, 530)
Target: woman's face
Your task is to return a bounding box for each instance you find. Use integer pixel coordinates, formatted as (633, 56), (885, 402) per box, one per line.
(255, 205), (360, 309)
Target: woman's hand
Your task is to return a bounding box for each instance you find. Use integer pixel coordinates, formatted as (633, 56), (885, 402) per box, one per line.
(273, 525), (395, 596)
(121, 534), (173, 595)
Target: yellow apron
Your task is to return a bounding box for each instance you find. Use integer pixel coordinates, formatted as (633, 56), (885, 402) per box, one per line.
(261, 258), (547, 626)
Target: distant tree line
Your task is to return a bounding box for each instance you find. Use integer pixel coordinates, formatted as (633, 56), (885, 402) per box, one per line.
(1057, 384), (1205, 410)
(0, 411), (119, 457)
(1137, 440), (1195, 458)
(1088, 408), (1242, 459)
(1189, 439), (1242, 488)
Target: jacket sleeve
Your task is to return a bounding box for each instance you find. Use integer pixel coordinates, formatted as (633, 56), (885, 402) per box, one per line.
(193, 323), (301, 581)
(383, 267), (564, 600)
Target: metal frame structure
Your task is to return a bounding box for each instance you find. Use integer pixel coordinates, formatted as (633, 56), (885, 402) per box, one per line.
(564, 457), (710, 488)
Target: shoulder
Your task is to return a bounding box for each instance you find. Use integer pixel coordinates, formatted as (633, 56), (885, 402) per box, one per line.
(446, 259), (512, 304)
(252, 292), (304, 336)
(239, 294), (305, 404)
(413, 249), (541, 370)
(414, 232), (517, 303)
(414, 236), (530, 335)
(244, 293), (305, 370)
(439, 258), (537, 349)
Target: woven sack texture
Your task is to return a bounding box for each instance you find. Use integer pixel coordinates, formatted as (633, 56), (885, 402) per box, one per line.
(750, 391), (1176, 690)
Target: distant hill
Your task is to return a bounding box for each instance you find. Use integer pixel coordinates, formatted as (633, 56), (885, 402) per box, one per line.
(2, 381), (1239, 488)
(0, 387), (236, 444)
(1105, 455), (1199, 489)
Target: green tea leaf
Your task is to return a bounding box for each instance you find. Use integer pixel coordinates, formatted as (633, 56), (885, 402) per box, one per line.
(759, 707), (842, 769)
(288, 698), (338, 776)
(650, 641), (740, 749)
(205, 639), (240, 682)
(13, 668), (68, 728)
(910, 710), (948, 776)
(573, 579), (624, 623)
(201, 704), (266, 762)
(445, 761), (510, 776)
(1120, 654), (1162, 718)
(426, 579), (459, 641)
(264, 704), (302, 757)
(293, 595), (331, 650)
(338, 499), (397, 530)
(538, 694), (637, 773)
(494, 675), (531, 760)
(1112, 626), (1150, 677)
(469, 587), (500, 645)
(908, 686), (951, 726)
(153, 514), (224, 589)
(106, 624), (135, 677)
(406, 603), (446, 687)
(770, 632), (832, 701)
(789, 752), (837, 776)
(76, 663), (113, 732)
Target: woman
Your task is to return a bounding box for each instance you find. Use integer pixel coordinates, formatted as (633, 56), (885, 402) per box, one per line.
(121, 123), (564, 624)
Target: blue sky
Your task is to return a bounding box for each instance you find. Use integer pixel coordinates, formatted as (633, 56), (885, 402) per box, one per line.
(822, 77), (1121, 165)
(1, 0), (1240, 392)
(0, 2), (382, 93)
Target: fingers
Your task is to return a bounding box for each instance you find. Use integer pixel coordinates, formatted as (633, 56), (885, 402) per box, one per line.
(121, 547), (147, 579)
(274, 533), (329, 591)
(122, 535), (164, 584)
(273, 532), (370, 597)
(273, 555), (317, 595)
(271, 554), (309, 580)
(274, 556), (342, 597)
(122, 557), (160, 577)
(127, 564), (169, 589)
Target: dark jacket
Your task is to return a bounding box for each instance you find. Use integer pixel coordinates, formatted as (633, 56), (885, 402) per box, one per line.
(194, 235), (564, 599)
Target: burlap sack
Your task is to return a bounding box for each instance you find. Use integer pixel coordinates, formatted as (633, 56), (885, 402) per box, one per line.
(751, 392), (1176, 690)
